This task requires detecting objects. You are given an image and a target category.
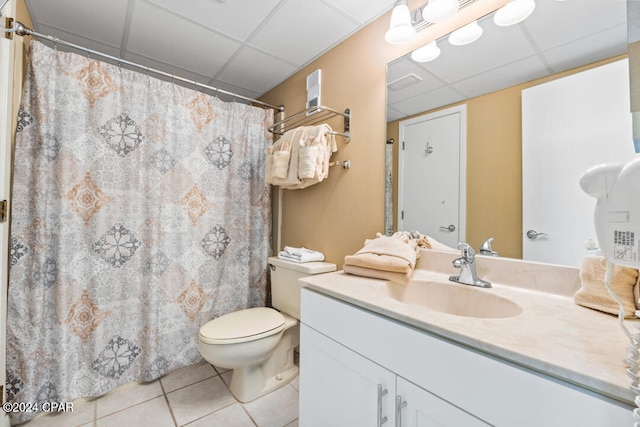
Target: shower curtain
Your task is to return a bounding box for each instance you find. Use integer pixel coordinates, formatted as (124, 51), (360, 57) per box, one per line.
(7, 41), (273, 423)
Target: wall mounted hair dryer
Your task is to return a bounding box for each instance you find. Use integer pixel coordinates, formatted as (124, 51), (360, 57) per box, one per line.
(580, 157), (640, 269)
(581, 157), (640, 423)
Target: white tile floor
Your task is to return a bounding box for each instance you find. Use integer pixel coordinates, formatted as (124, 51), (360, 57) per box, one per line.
(17, 362), (300, 427)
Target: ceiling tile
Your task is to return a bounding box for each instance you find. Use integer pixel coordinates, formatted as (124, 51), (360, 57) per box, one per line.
(391, 86), (466, 118)
(387, 106), (407, 122)
(452, 56), (549, 99)
(122, 51), (213, 86)
(218, 47), (298, 94)
(25, 0), (129, 46)
(118, 53), (263, 104)
(250, 0), (358, 66)
(421, 17), (536, 84)
(323, 0), (391, 24)
(387, 58), (445, 105)
(31, 23), (122, 57)
(522, 0), (627, 51)
(145, 0), (281, 41)
(542, 25), (628, 75)
(127, 1), (241, 78)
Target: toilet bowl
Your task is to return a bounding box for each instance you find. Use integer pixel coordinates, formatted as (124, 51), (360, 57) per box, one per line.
(198, 257), (336, 402)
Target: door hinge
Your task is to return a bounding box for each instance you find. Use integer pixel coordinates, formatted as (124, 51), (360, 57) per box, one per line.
(4, 18), (13, 40)
(0, 200), (7, 223)
(402, 140), (405, 150)
(401, 210), (404, 220)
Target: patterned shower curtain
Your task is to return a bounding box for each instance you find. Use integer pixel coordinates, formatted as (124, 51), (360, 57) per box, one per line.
(7, 41), (273, 423)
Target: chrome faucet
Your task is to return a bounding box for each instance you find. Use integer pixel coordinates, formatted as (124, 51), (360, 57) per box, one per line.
(449, 242), (491, 288)
(479, 237), (499, 256)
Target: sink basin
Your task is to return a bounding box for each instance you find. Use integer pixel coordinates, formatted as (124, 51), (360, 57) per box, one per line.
(384, 279), (523, 319)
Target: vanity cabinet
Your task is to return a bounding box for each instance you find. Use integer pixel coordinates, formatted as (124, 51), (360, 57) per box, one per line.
(300, 324), (487, 426)
(299, 288), (633, 427)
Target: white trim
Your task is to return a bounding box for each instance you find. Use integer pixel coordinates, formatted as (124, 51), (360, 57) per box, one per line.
(397, 104), (467, 242)
(0, 0), (15, 424)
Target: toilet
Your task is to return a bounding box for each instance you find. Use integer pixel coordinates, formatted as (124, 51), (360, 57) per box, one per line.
(198, 256), (336, 402)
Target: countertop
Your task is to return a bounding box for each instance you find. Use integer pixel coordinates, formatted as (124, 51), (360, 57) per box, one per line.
(300, 250), (638, 406)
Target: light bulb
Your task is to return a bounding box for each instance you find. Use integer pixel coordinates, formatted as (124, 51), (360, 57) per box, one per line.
(448, 20), (483, 46)
(411, 41), (441, 63)
(493, 0), (536, 27)
(422, 0), (459, 23)
(385, 0), (416, 44)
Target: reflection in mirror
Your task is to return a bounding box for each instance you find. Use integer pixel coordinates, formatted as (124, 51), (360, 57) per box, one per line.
(629, 0), (640, 150)
(386, 0), (630, 266)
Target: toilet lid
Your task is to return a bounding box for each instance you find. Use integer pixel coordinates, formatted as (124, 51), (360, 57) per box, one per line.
(199, 307), (285, 344)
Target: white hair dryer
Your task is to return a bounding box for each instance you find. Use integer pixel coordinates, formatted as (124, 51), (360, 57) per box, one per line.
(580, 157), (640, 269)
(580, 157), (640, 424)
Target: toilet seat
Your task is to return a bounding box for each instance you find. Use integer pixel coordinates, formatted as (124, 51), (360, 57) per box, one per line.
(199, 307), (285, 345)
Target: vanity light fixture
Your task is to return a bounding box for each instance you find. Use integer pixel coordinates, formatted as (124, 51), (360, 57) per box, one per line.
(422, 0), (459, 23)
(385, 0), (417, 44)
(411, 40), (441, 62)
(493, 0), (536, 26)
(448, 20), (483, 45)
(385, 0), (478, 44)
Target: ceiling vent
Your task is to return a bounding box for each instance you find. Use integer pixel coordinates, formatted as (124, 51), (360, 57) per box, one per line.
(387, 73), (423, 91)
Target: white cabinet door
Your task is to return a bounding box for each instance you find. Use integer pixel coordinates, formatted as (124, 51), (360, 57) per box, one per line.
(299, 324), (396, 427)
(396, 376), (490, 427)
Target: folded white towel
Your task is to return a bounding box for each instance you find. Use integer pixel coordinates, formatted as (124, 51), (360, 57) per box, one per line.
(298, 145), (319, 179)
(278, 246), (325, 263)
(272, 150), (291, 179)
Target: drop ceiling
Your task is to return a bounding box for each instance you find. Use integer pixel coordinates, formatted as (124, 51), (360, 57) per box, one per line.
(18, 0), (629, 116)
(387, 0), (629, 121)
(21, 0), (393, 103)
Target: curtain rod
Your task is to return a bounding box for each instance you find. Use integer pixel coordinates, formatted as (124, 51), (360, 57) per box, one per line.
(2, 18), (284, 112)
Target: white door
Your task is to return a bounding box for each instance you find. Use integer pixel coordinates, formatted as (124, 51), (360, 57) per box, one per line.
(0, 1), (17, 423)
(396, 376), (490, 426)
(522, 59), (637, 267)
(299, 325), (396, 427)
(398, 105), (466, 248)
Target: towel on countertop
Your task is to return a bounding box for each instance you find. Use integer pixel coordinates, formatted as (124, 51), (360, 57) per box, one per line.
(573, 255), (639, 318)
(344, 236), (418, 274)
(278, 246), (325, 263)
(343, 264), (412, 285)
(343, 231), (433, 284)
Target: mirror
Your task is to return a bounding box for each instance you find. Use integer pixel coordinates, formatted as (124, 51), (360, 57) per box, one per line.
(386, 0), (630, 264)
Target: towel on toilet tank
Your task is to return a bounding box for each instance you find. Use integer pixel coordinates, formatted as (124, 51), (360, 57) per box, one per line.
(278, 246), (325, 263)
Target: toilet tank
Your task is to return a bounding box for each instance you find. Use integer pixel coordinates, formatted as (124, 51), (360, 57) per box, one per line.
(267, 256), (336, 319)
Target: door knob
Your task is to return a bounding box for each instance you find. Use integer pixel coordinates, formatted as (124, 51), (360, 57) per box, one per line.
(526, 230), (548, 240)
(439, 224), (456, 232)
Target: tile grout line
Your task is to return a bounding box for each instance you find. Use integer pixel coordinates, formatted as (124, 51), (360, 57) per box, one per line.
(158, 380), (179, 427)
(216, 369), (260, 427)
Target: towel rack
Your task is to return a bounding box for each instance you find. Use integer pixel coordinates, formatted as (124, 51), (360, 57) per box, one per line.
(268, 105), (351, 142)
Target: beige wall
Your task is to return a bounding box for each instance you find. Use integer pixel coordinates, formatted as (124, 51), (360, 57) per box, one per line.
(387, 54), (627, 259)
(10, 0), (32, 132)
(261, 0), (509, 265)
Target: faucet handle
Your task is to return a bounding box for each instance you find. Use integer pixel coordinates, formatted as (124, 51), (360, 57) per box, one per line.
(456, 241), (475, 259)
(479, 238), (499, 256)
